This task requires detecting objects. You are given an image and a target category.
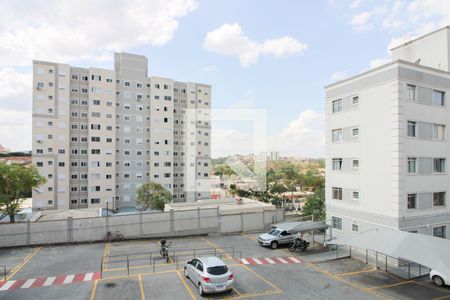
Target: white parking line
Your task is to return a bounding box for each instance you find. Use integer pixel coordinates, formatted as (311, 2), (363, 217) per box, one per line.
(0, 280), (15, 291)
(265, 258), (276, 264)
(289, 257), (302, 263)
(43, 277), (56, 286)
(84, 273), (94, 281)
(21, 279), (36, 289)
(252, 258), (263, 265)
(277, 257), (289, 264)
(63, 274), (75, 284)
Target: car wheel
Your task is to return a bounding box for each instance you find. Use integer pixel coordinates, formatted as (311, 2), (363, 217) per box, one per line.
(184, 267), (189, 279)
(198, 283), (204, 296)
(433, 275), (445, 287)
(270, 241), (278, 249)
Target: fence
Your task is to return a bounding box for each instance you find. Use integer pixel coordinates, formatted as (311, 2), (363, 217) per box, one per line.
(334, 245), (431, 279)
(101, 246), (242, 279)
(0, 207), (283, 248)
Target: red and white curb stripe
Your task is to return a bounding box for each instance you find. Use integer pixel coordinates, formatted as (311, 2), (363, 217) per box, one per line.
(237, 257), (302, 265)
(0, 272), (100, 291)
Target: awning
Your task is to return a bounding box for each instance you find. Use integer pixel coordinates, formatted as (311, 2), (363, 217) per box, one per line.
(272, 221), (329, 233)
(327, 228), (450, 275)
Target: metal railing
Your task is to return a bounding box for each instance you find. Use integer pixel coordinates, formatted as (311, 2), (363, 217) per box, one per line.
(1, 265), (6, 282)
(100, 246), (242, 279)
(335, 245), (431, 280)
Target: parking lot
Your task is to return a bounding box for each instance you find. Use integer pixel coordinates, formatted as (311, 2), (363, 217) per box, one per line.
(0, 233), (449, 300)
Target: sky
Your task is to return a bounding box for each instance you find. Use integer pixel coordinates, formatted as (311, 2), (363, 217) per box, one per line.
(1, 0), (450, 157)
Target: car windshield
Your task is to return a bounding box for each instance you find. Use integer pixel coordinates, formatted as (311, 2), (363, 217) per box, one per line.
(207, 265), (228, 275)
(268, 228), (281, 236)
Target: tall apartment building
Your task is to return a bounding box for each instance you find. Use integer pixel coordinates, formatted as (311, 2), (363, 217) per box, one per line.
(32, 53), (211, 211)
(325, 27), (450, 240)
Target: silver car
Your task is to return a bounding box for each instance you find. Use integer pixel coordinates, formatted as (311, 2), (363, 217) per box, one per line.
(183, 256), (234, 295)
(258, 227), (294, 249)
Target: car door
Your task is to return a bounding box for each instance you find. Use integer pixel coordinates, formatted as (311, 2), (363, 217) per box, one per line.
(195, 261), (204, 285)
(279, 231), (292, 244)
(188, 259), (198, 280)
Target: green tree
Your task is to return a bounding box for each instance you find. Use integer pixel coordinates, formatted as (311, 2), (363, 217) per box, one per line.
(302, 188), (325, 221)
(136, 182), (172, 211)
(0, 163), (46, 223)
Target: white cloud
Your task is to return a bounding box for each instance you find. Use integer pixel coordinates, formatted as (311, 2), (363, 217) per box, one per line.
(0, 68), (32, 111)
(229, 90), (256, 108)
(350, 0), (362, 9)
(330, 71), (349, 82)
(369, 57), (391, 69)
(203, 23), (307, 67)
(212, 110), (324, 158)
(0, 0), (198, 67)
(0, 108), (32, 151)
(203, 65), (218, 72)
(350, 11), (373, 32)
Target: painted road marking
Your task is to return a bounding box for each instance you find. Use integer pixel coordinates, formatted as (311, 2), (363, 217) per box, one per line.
(0, 280), (15, 291)
(265, 258), (276, 264)
(63, 274), (74, 284)
(0, 272), (100, 292)
(237, 257), (302, 265)
(43, 277), (56, 287)
(288, 257), (302, 263)
(276, 257), (289, 264)
(21, 279), (36, 289)
(84, 273), (94, 281)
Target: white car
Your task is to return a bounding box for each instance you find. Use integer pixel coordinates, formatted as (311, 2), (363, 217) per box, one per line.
(184, 257), (234, 295)
(430, 270), (450, 287)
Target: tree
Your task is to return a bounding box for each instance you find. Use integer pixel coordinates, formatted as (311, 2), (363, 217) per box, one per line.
(302, 188), (325, 221)
(0, 163), (46, 223)
(136, 182), (172, 211)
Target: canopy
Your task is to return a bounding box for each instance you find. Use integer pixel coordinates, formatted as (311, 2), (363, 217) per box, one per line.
(272, 221), (329, 234)
(327, 228), (450, 275)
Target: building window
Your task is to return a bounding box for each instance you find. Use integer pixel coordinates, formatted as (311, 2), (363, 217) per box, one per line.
(332, 187), (343, 200)
(352, 191), (359, 200)
(332, 129), (343, 142)
(352, 96), (359, 105)
(432, 90), (445, 106)
(407, 157), (417, 173)
(433, 226), (446, 238)
(331, 217), (342, 230)
(407, 84), (416, 101)
(432, 124), (445, 140)
(352, 224), (359, 232)
(407, 121), (417, 137)
(332, 99), (342, 113)
(90, 198), (100, 204)
(332, 158), (343, 171)
(352, 159), (359, 169)
(407, 194), (416, 209)
(352, 127), (359, 137)
(433, 158), (446, 173)
(433, 192), (446, 207)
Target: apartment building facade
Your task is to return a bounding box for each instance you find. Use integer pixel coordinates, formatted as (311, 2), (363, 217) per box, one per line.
(325, 27), (450, 240)
(32, 53), (211, 211)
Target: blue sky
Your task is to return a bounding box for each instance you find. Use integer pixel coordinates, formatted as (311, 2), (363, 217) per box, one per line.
(0, 0), (449, 156)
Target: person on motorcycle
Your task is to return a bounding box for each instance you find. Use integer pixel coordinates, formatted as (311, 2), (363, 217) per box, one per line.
(160, 239), (171, 263)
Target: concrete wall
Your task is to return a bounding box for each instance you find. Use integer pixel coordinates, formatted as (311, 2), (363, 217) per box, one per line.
(0, 208), (284, 248)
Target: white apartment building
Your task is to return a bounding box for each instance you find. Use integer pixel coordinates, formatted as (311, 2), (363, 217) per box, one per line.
(325, 27), (450, 240)
(32, 53), (211, 211)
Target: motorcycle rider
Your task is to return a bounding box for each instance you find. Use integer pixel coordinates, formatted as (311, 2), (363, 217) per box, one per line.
(160, 239), (171, 263)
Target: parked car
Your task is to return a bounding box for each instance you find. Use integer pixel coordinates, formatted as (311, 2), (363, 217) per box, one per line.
(184, 257), (234, 295)
(430, 270), (450, 287)
(258, 227), (295, 249)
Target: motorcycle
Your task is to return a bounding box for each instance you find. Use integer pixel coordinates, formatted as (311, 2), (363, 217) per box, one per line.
(160, 239), (172, 263)
(289, 237), (309, 252)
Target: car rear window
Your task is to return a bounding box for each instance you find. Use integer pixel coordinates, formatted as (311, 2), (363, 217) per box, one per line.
(207, 265), (228, 275)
